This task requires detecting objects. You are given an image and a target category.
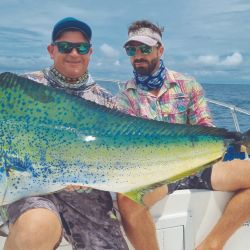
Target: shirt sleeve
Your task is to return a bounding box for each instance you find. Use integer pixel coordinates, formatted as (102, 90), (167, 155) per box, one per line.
(20, 71), (48, 85)
(86, 84), (117, 109)
(187, 80), (214, 127)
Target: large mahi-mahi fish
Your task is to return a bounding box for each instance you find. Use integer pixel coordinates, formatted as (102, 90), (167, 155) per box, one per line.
(0, 72), (249, 205)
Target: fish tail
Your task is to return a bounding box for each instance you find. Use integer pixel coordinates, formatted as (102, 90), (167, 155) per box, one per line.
(123, 181), (169, 204)
(242, 129), (250, 154)
(123, 189), (145, 204)
(227, 129), (250, 156)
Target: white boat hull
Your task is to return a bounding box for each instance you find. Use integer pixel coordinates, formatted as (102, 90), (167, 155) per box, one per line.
(152, 190), (250, 250)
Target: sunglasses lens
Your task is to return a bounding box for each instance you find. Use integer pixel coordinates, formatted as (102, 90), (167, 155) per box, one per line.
(125, 46), (136, 56)
(125, 45), (153, 56)
(140, 45), (153, 55)
(78, 43), (91, 54)
(54, 42), (91, 54)
(56, 42), (72, 53)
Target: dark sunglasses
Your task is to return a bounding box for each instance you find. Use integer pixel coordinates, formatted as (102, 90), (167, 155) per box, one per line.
(53, 41), (91, 55)
(125, 44), (155, 57)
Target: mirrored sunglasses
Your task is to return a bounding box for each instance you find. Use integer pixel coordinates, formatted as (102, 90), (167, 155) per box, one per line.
(125, 44), (154, 57)
(53, 41), (91, 55)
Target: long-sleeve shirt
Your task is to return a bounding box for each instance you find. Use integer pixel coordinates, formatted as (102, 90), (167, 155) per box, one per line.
(116, 69), (214, 127)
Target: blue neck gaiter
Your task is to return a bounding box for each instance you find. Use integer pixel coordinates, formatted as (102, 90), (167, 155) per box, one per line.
(133, 59), (166, 91)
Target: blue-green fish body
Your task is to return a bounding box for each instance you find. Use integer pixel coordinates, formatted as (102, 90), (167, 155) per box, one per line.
(0, 72), (249, 205)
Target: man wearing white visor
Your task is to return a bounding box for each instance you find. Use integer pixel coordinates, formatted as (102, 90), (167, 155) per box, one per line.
(116, 20), (250, 250)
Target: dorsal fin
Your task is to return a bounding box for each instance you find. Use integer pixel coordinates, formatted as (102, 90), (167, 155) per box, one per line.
(0, 72), (241, 141)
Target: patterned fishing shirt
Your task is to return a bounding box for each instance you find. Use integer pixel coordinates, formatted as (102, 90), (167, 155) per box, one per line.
(116, 69), (215, 195)
(116, 69), (214, 126)
(23, 68), (116, 108)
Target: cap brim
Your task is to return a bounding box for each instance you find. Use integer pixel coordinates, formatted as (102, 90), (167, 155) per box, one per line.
(124, 36), (158, 47)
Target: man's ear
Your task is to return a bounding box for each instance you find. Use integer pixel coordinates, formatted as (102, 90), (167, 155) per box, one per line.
(89, 47), (93, 56)
(158, 45), (164, 57)
(47, 44), (55, 59)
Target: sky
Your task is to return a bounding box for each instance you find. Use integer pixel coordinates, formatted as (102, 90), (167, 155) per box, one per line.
(0, 0), (250, 84)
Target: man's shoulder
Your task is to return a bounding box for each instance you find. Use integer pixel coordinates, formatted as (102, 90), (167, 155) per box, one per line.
(167, 69), (196, 83)
(118, 78), (136, 92)
(21, 70), (48, 85)
(167, 69), (202, 92)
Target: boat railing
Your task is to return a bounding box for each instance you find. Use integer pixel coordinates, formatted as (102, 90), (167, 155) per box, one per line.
(95, 79), (250, 133)
(205, 98), (250, 132)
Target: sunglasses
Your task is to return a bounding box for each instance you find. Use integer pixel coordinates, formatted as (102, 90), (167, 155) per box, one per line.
(53, 41), (91, 55)
(125, 44), (156, 57)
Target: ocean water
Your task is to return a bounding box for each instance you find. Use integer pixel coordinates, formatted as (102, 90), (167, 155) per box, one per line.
(96, 80), (250, 133)
(203, 84), (250, 132)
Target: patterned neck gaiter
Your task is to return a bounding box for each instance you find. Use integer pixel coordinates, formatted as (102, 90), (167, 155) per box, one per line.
(43, 66), (95, 92)
(134, 59), (166, 91)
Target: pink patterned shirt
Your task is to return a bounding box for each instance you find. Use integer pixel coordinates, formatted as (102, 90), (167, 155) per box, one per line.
(116, 69), (214, 126)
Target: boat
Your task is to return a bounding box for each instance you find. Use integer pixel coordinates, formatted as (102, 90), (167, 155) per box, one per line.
(0, 80), (249, 250)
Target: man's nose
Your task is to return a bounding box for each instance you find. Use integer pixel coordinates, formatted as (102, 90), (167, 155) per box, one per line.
(133, 48), (144, 58)
(69, 48), (79, 56)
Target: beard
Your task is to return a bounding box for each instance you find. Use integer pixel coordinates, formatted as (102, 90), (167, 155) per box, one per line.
(132, 58), (159, 76)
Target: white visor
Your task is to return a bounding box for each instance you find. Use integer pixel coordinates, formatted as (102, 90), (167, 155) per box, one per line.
(124, 28), (162, 47)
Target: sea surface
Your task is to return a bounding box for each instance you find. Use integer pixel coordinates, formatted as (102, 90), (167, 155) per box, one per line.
(96, 80), (250, 133)
(203, 84), (250, 133)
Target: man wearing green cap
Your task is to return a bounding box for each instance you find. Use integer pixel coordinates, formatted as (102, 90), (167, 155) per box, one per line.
(2, 17), (128, 250)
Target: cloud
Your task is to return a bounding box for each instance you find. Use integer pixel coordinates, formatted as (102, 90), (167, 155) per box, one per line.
(220, 52), (243, 66)
(96, 62), (102, 67)
(197, 55), (220, 65)
(196, 52), (243, 67)
(100, 43), (119, 58)
(114, 60), (120, 66)
(1, 0), (250, 84)
(0, 56), (50, 73)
